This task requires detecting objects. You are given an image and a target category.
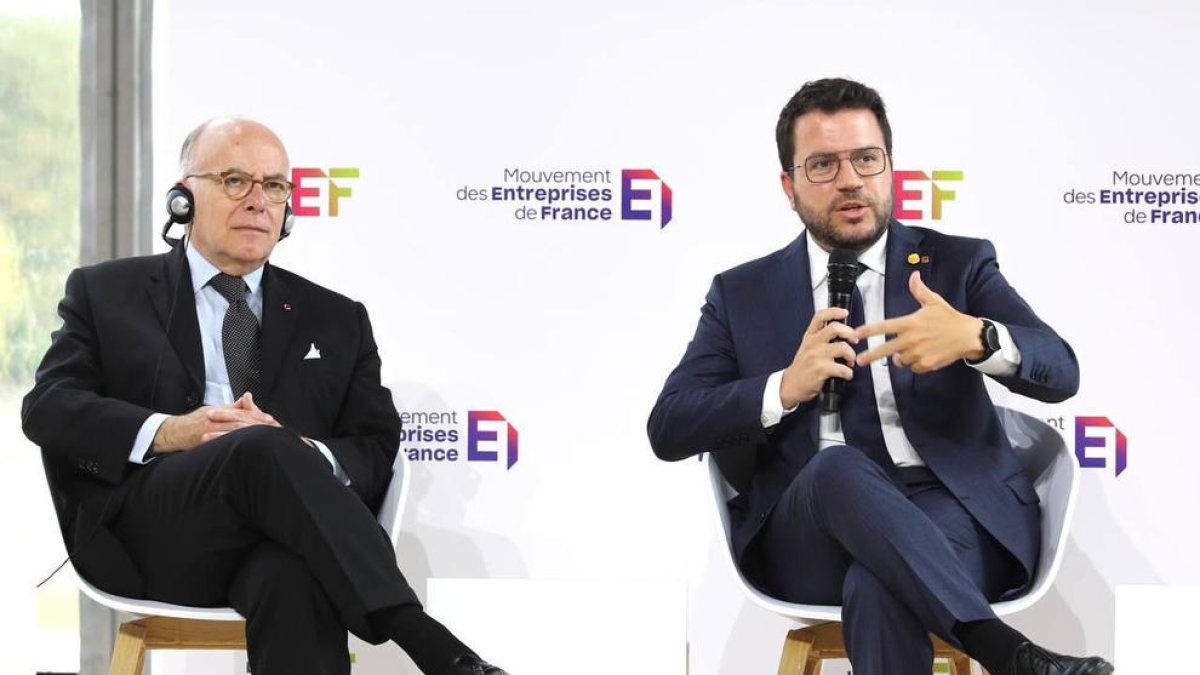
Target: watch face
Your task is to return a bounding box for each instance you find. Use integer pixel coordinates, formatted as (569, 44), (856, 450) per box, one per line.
(984, 321), (1001, 351)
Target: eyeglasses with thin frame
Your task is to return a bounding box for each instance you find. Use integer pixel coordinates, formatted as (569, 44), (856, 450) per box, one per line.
(186, 170), (295, 203)
(789, 146), (889, 184)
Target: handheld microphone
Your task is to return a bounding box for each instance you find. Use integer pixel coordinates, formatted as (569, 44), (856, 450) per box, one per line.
(821, 248), (859, 413)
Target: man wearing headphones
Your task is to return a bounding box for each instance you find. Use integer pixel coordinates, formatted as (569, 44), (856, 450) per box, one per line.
(22, 118), (508, 675)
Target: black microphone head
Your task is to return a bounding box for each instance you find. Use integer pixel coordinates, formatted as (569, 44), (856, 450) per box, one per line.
(827, 248), (859, 303)
(829, 248), (858, 266)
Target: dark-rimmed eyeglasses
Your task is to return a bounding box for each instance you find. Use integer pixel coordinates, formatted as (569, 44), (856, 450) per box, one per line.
(186, 170), (294, 203)
(788, 147), (889, 184)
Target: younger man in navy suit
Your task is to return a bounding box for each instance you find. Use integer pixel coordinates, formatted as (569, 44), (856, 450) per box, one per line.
(648, 78), (1113, 675)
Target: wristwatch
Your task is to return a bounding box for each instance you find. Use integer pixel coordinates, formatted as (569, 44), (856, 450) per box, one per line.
(968, 318), (1001, 364)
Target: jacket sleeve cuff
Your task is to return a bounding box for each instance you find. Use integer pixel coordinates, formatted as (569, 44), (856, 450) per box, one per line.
(760, 369), (799, 428)
(966, 319), (1021, 377)
(129, 413), (168, 464)
(310, 438), (351, 486)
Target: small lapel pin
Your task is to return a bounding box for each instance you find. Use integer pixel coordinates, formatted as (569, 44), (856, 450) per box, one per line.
(921, 255), (930, 264)
(304, 343), (321, 360)
(907, 253), (920, 264)
(283, 303), (293, 311)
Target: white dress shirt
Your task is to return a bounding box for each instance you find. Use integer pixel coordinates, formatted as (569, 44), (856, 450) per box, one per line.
(760, 231), (1021, 466)
(129, 245), (348, 484)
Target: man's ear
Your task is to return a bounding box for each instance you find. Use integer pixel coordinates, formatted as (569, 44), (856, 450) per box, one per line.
(780, 170), (798, 212)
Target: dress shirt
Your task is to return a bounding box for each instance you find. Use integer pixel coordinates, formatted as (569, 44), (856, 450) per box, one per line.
(129, 244), (349, 484)
(760, 230), (1021, 466)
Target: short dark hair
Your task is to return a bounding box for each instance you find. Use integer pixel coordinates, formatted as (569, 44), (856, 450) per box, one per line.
(775, 78), (892, 170)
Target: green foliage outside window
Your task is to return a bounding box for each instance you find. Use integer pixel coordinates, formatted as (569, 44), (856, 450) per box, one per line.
(0, 15), (80, 388)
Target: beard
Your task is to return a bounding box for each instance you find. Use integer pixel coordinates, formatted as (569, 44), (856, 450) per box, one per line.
(795, 185), (893, 252)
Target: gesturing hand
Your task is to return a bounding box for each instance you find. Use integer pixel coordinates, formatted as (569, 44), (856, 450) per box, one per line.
(152, 393), (281, 453)
(853, 271), (984, 374)
(779, 306), (860, 409)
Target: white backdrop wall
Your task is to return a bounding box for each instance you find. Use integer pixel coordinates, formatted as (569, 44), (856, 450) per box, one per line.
(149, 1), (1200, 672)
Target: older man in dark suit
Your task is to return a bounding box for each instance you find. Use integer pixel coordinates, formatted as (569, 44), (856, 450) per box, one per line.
(23, 118), (507, 675)
(649, 79), (1113, 675)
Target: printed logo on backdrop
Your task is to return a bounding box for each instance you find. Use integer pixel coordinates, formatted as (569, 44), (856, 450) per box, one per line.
(1063, 171), (1200, 224)
(456, 168), (673, 228)
(401, 410), (519, 470)
(1075, 416), (1128, 477)
(893, 170), (964, 221)
(291, 167), (360, 217)
(1041, 414), (1128, 477)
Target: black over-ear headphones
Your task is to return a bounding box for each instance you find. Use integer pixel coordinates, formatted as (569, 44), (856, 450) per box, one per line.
(161, 183), (295, 247)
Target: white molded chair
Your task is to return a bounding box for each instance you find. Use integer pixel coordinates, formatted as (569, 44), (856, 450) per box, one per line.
(73, 450), (412, 675)
(707, 407), (1079, 675)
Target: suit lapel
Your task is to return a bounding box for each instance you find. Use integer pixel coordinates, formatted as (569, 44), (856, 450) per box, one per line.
(766, 232), (813, 364)
(767, 232), (817, 445)
(148, 246), (204, 397)
(884, 220), (932, 400)
(259, 264), (302, 405)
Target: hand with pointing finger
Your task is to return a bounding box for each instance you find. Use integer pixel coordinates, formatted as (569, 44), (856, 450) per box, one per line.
(853, 271), (985, 373)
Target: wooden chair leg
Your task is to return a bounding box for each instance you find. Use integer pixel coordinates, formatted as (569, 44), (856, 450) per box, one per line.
(108, 617), (246, 675)
(777, 627), (817, 675)
(109, 622), (148, 675)
(801, 655), (822, 675)
(139, 616), (246, 649)
(951, 654), (974, 675)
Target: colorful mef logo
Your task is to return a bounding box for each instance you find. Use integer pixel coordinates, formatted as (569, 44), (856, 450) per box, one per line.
(893, 170), (962, 220)
(467, 410), (519, 470)
(1075, 416), (1128, 477)
(291, 167), (360, 217)
(621, 169), (673, 228)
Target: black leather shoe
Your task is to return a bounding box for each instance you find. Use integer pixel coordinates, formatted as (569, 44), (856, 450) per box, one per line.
(447, 654), (510, 675)
(1009, 641), (1114, 675)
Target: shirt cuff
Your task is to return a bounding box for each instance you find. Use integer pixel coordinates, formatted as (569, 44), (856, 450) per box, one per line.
(309, 438), (351, 486)
(966, 319), (1021, 377)
(129, 413), (169, 464)
(761, 369), (799, 428)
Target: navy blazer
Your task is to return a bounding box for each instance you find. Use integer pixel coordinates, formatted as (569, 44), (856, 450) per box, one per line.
(648, 221), (1078, 598)
(22, 244), (401, 597)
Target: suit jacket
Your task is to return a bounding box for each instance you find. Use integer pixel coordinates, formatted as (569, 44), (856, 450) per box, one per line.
(21, 244), (401, 597)
(647, 221), (1078, 598)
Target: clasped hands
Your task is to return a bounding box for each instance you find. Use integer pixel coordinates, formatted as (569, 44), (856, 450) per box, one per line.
(151, 392), (315, 453)
(779, 271), (985, 409)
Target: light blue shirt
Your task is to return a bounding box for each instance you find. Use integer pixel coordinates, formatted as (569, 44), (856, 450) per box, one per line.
(129, 245), (348, 484)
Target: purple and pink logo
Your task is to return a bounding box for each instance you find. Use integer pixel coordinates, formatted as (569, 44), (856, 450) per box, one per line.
(893, 170), (962, 221)
(1075, 416), (1127, 477)
(467, 410), (519, 470)
(621, 169), (672, 228)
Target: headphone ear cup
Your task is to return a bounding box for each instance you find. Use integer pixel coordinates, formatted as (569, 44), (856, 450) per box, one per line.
(165, 184), (195, 224)
(279, 203), (294, 240)
(161, 183), (195, 247)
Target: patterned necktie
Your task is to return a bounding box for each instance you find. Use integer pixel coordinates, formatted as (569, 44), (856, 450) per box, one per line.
(840, 264), (898, 478)
(209, 273), (262, 401)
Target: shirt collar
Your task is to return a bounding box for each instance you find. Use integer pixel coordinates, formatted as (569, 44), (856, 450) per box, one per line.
(806, 228), (890, 290)
(185, 244), (265, 296)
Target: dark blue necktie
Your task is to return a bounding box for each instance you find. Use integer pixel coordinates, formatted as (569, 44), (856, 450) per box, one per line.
(840, 266), (897, 478)
(209, 273), (262, 401)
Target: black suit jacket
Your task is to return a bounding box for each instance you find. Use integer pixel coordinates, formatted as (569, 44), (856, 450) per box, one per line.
(648, 222), (1079, 598)
(22, 244), (401, 597)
